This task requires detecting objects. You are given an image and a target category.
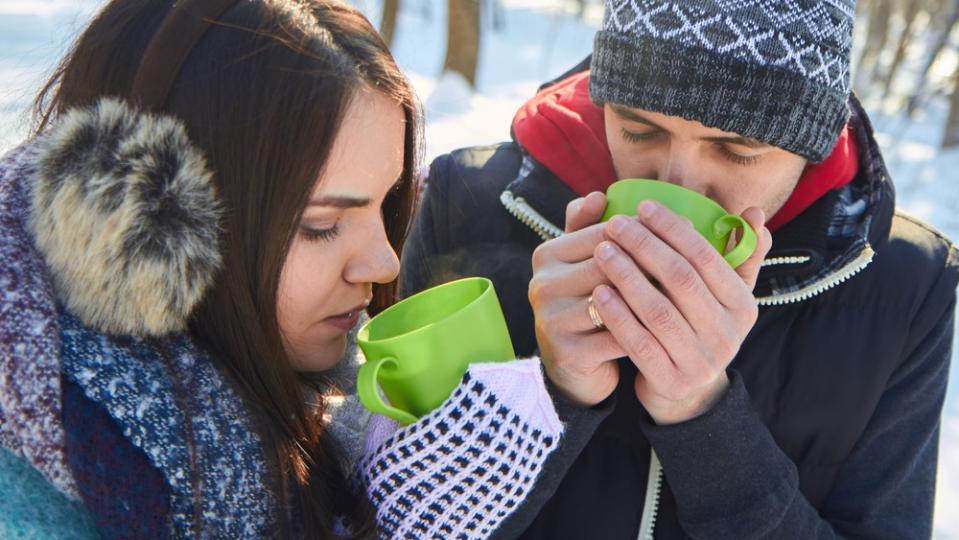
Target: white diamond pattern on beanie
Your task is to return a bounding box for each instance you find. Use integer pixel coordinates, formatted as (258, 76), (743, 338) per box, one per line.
(604, 0), (854, 91)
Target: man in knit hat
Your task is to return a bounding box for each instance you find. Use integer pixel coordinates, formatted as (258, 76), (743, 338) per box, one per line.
(401, 0), (958, 538)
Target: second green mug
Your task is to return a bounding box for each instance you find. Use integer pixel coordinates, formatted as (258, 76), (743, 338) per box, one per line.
(356, 277), (516, 426)
(602, 179), (758, 268)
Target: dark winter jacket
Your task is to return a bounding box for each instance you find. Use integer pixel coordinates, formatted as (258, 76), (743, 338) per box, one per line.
(400, 70), (959, 538)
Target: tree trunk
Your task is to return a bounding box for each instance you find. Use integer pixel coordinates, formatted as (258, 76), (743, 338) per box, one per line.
(881, 0), (921, 100)
(944, 69), (959, 148)
(854, 0), (892, 96)
(380, 0), (400, 48)
(576, 0), (588, 19)
(443, 0), (481, 88)
(907, 2), (959, 115)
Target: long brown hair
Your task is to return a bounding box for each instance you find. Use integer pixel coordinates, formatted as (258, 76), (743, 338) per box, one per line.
(35, 0), (421, 537)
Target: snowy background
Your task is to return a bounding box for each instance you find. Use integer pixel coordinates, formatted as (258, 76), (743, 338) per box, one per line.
(1, 0), (956, 536)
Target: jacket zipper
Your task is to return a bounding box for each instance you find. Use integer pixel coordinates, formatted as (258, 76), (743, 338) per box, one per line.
(755, 245), (874, 306)
(761, 255), (812, 267)
(637, 450), (663, 540)
(500, 190), (564, 240)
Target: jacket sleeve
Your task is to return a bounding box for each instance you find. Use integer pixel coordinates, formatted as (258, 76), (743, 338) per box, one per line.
(489, 374), (614, 540)
(352, 359), (565, 539)
(639, 296), (956, 540)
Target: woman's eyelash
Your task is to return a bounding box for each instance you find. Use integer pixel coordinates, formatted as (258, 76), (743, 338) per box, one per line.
(621, 128), (660, 143)
(301, 224), (340, 242)
(717, 145), (762, 166)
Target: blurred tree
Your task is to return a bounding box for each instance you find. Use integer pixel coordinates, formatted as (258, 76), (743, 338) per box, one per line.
(853, 0), (959, 135)
(380, 0), (400, 47)
(491, 0), (505, 31)
(880, 0), (921, 100)
(906, 0), (959, 115)
(443, 0), (481, 88)
(575, 0), (588, 19)
(854, 0), (892, 95)
(944, 68), (959, 148)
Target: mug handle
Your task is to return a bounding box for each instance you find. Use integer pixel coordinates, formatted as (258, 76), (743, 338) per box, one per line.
(713, 214), (757, 268)
(356, 356), (419, 426)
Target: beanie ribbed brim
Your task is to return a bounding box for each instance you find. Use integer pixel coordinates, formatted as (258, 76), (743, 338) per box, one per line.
(589, 31), (850, 162)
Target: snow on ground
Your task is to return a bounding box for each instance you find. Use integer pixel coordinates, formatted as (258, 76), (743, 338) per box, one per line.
(1, 0), (957, 535)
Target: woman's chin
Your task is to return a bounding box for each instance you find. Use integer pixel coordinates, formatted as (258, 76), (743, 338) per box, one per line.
(290, 334), (347, 373)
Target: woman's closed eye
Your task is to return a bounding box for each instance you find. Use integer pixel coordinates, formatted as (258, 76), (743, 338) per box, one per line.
(301, 223), (340, 242)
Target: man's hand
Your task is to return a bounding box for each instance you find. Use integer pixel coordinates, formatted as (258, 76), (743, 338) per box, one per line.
(591, 201), (772, 424)
(530, 192), (626, 407)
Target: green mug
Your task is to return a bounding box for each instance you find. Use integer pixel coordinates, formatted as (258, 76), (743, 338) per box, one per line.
(356, 277), (516, 425)
(602, 179), (758, 268)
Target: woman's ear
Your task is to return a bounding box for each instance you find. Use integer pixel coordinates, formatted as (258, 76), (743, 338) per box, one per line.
(31, 98), (224, 336)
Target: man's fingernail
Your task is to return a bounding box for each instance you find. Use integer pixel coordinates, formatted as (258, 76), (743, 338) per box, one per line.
(594, 286), (612, 303)
(638, 200), (657, 218)
(597, 242), (617, 261)
(609, 216), (628, 235)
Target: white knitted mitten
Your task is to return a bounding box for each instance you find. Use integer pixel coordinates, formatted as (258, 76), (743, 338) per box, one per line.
(354, 358), (563, 539)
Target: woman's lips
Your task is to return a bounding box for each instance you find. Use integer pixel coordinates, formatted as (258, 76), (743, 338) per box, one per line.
(324, 304), (366, 332)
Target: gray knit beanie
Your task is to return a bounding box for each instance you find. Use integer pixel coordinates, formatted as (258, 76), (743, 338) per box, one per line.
(589, 0), (857, 162)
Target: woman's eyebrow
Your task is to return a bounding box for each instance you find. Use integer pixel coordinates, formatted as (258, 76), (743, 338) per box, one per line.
(308, 195), (371, 208)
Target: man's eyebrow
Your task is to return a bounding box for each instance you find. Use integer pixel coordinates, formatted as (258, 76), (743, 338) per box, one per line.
(611, 103), (770, 149)
(701, 135), (769, 148)
(610, 104), (664, 130)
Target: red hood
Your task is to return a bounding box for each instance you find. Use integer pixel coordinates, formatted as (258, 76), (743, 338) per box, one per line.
(511, 71), (859, 232)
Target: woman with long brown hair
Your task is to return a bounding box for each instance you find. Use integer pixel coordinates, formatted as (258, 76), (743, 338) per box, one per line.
(0, 1), (569, 538)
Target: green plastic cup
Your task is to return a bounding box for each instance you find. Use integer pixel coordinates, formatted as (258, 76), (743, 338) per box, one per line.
(356, 277), (516, 425)
(602, 179), (758, 268)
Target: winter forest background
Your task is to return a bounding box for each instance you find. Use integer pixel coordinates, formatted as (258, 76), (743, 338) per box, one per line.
(1, 0), (957, 536)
